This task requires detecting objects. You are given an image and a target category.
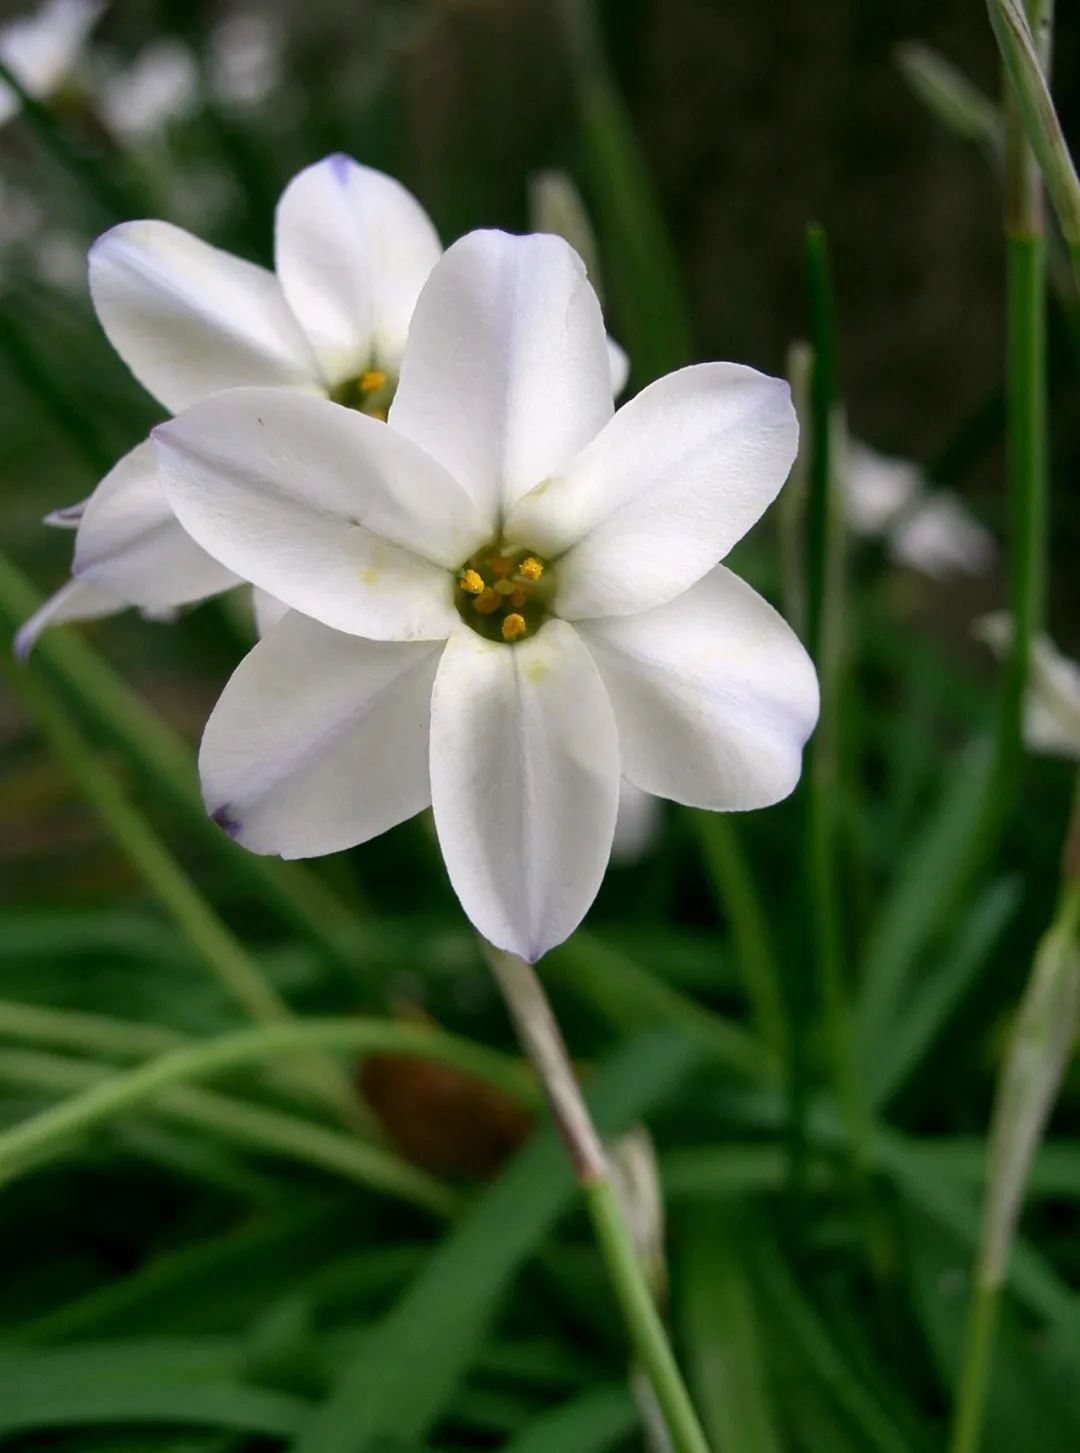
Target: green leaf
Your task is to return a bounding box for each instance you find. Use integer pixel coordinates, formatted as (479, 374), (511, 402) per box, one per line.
(291, 1031), (697, 1453)
(678, 1210), (783, 1453)
(499, 1385), (636, 1453)
(868, 877), (1021, 1108)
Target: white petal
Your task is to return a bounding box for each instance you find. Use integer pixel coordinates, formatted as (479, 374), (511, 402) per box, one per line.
(607, 337), (630, 397)
(89, 220), (321, 412)
(275, 154), (442, 387)
(611, 781), (662, 864)
(508, 363), (799, 620)
(251, 587), (288, 638)
(43, 499), (88, 528)
(844, 441), (920, 537)
(200, 613), (441, 858)
(154, 388), (484, 641)
(389, 230), (613, 523)
(888, 490), (996, 579)
(575, 565), (819, 811)
(74, 439), (240, 610)
(429, 619), (620, 960)
(15, 577), (124, 661)
(0, 0), (105, 103)
(976, 613), (1080, 760)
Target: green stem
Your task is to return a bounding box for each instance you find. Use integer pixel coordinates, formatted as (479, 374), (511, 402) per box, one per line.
(0, 550), (365, 970)
(584, 1176), (710, 1453)
(996, 232), (1047, 788)
(950, 1282), (1002, 1453)
(0, 1019), (537, 1184)
(8, 666), (360, 1125)
(482, 942), (711, 1453)
(0, 1047), (460, 1217)
(801, 227), (871, 1189)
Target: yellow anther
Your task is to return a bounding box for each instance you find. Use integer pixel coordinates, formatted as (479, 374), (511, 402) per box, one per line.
(519, 556), (543, 581)
(489, 555), (514, 578)
(359, 369), (388, 395)
(502, 613), (527, 642)
(509, 586), (527, 609)
(473, 588), (502, 615)
(459, 569), (485, 595)
(493, 579), (516, 596)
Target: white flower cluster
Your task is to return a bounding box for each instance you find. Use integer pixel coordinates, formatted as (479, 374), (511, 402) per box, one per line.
(21, 153), (821, 958)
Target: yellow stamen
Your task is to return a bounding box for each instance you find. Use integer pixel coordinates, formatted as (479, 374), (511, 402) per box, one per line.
(493, 579), (516, 596)
(509, 586), (527, 608)
(474, 588), (502, 615)
(459, 569), (485, 595)
(359, 369), (388, 395)
(490, 556), (514, 578)
(502, 613), (527, 642)
(519, 556), (543, 581)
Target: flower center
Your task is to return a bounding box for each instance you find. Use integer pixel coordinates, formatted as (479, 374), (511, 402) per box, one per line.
(455, 546), (550, 644)
(331, 368), (396, 420)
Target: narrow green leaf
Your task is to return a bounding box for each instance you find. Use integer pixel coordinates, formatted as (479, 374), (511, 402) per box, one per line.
(500, 1385), (636, 1453)
(678, 1211), (783, 1453)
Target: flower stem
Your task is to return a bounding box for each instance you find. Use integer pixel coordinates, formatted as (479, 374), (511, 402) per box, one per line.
(0, 549), (366, 972)
(481, 941), (712, 1453)
(802, 226), (872, 1189)
(0, 1018), (537, 1185)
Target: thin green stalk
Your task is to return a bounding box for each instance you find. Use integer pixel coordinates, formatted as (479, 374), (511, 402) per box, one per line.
(800, 227), (871, 1192)
(0, 550), (365, 969)
(482, 943), (711, 1453)
(0, 1018), (537, 1183)
(0, 1047), (461, 1217)
(8, 665), (361, 1125)
(692, 813), (786, 1059)
(0, 998), (183, 1061)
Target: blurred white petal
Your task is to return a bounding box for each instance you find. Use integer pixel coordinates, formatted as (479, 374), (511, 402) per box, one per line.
(0, 0), (105, 124)
(977, 613), (1080, 760)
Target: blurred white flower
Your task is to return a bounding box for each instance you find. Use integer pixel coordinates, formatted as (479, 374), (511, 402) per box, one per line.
(152, 229), (818, 959)
(845, 440), (996, 579)
(976, 614), (1080, 759)
(97, 38), (197, 142)
(0, 0), (105, 126)
(34, 228), (89, 290)
(209, 11), (282, 109)
(20, 153), (443, 655)
(611, 781), (663, 864)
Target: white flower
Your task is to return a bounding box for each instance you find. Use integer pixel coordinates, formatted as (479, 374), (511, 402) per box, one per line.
(0, 0), (105, 126)
(976, 614), (1080, 760)
(845, 440), (996, 580)
(97, 38), (197, 142)
(208, 11), (283, 109)
(152, 230), (819, 960)
(19, 154), (443, 655)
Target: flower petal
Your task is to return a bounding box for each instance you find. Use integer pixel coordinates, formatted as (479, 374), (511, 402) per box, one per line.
(275, 154), (442, 388)
(15, 577), (125, 661)
(508, 363), (798, 619)
(44, 499), (88, 528)
(251, 587), (288, 638)
(429, 619), (619, 960)
(201, 613), (442, 858)
(389, 230), (613, 523)
(154, 388), (483, 640)
(73, 439), (240, 610)
(89, 219), (321, 412)
(575, 565), (819, 811)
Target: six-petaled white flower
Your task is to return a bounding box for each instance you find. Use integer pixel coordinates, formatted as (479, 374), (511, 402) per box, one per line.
(18, 153), (443, 656)
(152, 228), (819, 960)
